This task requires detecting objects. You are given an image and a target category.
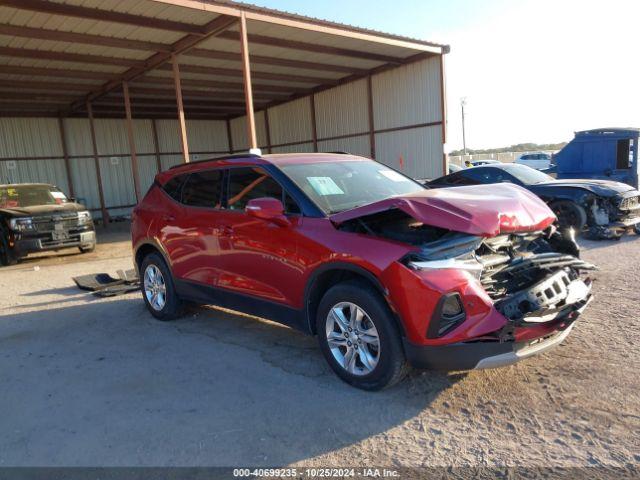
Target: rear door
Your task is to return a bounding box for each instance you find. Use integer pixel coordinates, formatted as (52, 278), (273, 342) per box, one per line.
(170, 168), (224, 285)
(212, 166), (304, 307)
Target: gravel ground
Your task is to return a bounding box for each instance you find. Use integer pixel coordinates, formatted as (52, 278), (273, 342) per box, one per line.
(0, 226), (639, 470)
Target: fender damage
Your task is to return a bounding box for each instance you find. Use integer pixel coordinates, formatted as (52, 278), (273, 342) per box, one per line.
(332, 184), (595, 370)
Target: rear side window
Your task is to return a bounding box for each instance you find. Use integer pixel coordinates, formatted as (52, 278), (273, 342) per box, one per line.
(446, 172), (478, 186)
(162, 174), (188, 202)
(464, 168), (505, 183)
(227, 167), (300, 214)
(182, 170), (223, 208)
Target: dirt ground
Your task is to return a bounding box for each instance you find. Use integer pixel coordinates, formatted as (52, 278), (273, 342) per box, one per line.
(0, 223), (639, 470)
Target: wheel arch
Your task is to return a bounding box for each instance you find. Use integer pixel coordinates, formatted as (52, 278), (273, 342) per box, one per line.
(134, 240), (171, 275)
(303, 262), (406, 338)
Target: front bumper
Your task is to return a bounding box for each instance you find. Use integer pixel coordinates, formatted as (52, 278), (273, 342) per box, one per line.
(12, 229), (96, 257)
(403, 296), (591, 371)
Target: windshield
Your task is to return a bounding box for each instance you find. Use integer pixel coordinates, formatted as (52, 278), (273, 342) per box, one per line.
(0, 185), (68, 208)
(279, 160), (425, 214)
(503, 164), (553, 185)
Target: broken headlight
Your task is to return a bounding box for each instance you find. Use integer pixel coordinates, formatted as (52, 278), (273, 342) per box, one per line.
(8, 217), (35, 232)
(405, 233), (484, 280)
(408, 256), (483, 281)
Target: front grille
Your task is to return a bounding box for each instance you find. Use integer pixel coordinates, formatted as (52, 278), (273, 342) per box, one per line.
(40, 234), (82, 248)
(619, 195), (639, 211)
(32, 214), (79, 231)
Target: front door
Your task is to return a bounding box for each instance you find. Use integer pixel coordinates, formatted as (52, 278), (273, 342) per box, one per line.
(213, 166), (304, 308)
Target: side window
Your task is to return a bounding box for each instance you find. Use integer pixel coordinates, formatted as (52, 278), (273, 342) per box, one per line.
(616, 139), (631, 169)
(226, 167), (300, 214)
(447, 172), (478, 185)
(182, 169), (223, 208)
(162, 174), (188, 202)
(464, 168), (503, 184)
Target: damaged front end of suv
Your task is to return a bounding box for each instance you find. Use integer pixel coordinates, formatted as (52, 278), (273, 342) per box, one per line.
(332, 184), (595, 371)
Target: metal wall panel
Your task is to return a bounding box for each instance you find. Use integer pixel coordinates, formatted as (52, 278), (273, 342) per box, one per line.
(230, 112), (267, 151)
(138, 156), (159, 193)
(374, 125), (442, 180)
(0, 159), (68, 192)
(69, 157), (100, 210)
(270, 142), (314, 154)
(315, 78), (368, 139)
(94, 119), (155, 155)
(155, 119), (182, 153)
(160, 154), (184, 171)
(186, 120), (230, 153)
(99, 155), (137, 208)
(372, 56), (442, 130)
(64, 119), (94, 157)
(317, 135), (370, 157)
(268, 97), (313, 146)
(0, 118), (63, 158)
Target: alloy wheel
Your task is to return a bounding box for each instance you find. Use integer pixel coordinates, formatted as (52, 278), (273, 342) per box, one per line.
(144, 264), (167, 311)
(325, 301), (380, 376)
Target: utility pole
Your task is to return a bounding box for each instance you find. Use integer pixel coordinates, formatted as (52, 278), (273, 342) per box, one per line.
(460, 97), (468, 155)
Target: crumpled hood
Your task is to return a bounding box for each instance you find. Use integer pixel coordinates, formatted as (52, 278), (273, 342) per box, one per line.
(0, 202), (86, 218)
(535, 179), (635, 197)
(329, 183), (556, 237)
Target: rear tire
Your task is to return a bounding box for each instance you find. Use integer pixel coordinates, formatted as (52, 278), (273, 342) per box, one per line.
(550, 200), (587, 231)
(140, 252), (183, 321)
(316, 281), (408, 390)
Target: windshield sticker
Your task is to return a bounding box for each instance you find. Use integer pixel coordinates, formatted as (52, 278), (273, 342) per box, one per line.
(379, 170), (410, 182)
(50, 191), (67, 199)
(307, 177), (344, 196)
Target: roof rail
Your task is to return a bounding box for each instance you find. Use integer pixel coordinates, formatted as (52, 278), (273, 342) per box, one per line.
(169, 153), (261, 170)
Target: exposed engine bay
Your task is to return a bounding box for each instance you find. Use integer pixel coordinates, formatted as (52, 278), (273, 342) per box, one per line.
(340, 209), (595, 327)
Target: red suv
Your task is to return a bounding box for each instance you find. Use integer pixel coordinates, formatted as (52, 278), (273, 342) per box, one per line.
(132, 153), (594, 390)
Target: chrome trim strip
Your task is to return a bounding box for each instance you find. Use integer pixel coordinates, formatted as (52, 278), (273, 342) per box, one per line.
(474, 322), (577, 370)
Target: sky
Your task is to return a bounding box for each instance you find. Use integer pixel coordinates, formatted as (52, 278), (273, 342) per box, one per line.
(247, 0), (640, 151)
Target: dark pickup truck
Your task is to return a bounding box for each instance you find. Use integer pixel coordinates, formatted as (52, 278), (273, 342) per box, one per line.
(0, 183), (96, 266)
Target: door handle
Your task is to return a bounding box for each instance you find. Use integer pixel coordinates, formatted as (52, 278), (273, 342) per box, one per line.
(221, 225), (234, 235)
(162, 214), (175, 222)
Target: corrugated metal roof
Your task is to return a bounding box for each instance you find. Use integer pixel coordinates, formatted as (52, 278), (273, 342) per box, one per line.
(199, 0), (447, 49)
(0, 0), (448, 119)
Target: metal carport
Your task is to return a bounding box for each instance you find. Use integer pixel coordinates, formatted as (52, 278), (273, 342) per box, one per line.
(0, 0), (449, 222)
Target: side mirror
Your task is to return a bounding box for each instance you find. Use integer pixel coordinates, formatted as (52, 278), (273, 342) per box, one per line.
(245, 197), (290, 227)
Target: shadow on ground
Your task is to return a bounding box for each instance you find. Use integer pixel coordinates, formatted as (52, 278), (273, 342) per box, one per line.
(578, 232), (639, 252)
(0, 296), (462, 466)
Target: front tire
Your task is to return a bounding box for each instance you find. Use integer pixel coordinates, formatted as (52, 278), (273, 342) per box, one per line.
(79, 244), (95, 254)
(316, 281), (408, 390)
(550, 200), (587, 231)
(0, 232), (17, 266)
(140, 252), (183, 321)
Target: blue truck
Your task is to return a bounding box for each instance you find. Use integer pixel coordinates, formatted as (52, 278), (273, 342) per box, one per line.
(554, 128), (639, 188)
